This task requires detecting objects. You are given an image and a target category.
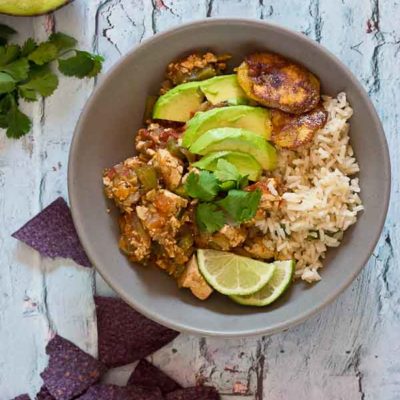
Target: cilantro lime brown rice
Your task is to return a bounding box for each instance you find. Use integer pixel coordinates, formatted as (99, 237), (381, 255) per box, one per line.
(103, 51), (362, 305)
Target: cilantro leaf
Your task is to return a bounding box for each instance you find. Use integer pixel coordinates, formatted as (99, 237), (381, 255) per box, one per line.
(239, 175), (249, 188)
(21, 38), (37, 57)
(19, 71), (59, 100)
(195, 203), (226, 233)
(0, 45), (20, 66)
(0, 72), (15, 94)
(87, 54), (105, 77)
(6, 96), (32, 139)
(217, 189), (262, 223)
(49, 32), (77, 52)
(185, 170), (219, 201)
(214, 159), (241, 182)
(0, 114), (8, 128)
(58, 50), (104, 78)
(0, 24), (16, 46)
(0, 58), (29, 81)
(28, 42), (58, 65)
(214, 159), (249, 190)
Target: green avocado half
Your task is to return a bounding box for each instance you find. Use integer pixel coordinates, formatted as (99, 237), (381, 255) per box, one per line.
(0, 0), (72, 16)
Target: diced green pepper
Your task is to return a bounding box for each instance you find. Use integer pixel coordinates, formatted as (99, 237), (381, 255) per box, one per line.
(136, 165), (158, 191)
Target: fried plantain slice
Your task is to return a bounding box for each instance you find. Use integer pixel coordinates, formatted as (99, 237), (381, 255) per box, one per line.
(237, 52), (321, 114)
(271, 106), (327, 149)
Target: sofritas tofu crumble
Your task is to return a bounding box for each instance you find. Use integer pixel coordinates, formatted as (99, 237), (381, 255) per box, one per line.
(103, 122), (283, 299)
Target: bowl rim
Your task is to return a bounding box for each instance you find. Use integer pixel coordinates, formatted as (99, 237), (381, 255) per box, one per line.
(68, 18), (391, 337)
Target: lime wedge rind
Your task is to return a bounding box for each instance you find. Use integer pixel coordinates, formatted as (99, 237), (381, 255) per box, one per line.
(230, 260), (295, 306)
(197, 249), (276, 296)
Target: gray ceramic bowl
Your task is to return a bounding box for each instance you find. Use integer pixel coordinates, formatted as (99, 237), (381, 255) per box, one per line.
(68, 19), (390, 337)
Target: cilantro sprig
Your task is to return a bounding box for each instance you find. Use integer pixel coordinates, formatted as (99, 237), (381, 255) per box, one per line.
(0, 25), (104, 139)
(185, 160), (262, 233)
(195, 203), (226, 233)
(185, 170), (219, 201)
(217, 189), (262, 223)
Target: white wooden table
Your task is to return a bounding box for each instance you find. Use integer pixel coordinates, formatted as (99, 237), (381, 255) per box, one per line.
(1, 1), (399, 399)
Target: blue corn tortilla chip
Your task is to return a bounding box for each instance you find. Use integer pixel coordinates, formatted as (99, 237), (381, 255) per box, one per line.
(12, 197), (91, 267)
(12, 395), (31, 400)
(36, 386), (55, 400)
(40, 334), (107, 400)
(127, 359), (182, 394)
(166, 387), (220, 400)
(95, 296), (179, 367)
(75, 384), (163, 400)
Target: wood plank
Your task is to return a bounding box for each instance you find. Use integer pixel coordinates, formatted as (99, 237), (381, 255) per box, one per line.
(0, 16), (49, 399)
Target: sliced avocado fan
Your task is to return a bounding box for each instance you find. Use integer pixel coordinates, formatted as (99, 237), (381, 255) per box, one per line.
(182, 105), (272, 147)
(190, 127), (277, 171)
(193, 151), (262, 181)
(200, 74), (247, 105)
(153, 75), (250, 123)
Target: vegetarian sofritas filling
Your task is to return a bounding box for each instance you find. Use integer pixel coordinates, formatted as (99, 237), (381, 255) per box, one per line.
(103, 51), (362, 303)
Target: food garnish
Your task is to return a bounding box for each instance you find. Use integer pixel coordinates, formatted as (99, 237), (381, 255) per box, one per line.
(231, 260), (295, 306)
(0, 25), (103, 138)
(197, 249), (276, 296)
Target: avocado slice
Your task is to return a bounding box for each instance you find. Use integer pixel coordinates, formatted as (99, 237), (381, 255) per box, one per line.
(0, 0), (72, 16)
(153, 82), (204, 122)
(190, 127), (277, 170)
(200, 74), (248, 105)
(193, 151), (262, 181)
(182, 105), (272, 147)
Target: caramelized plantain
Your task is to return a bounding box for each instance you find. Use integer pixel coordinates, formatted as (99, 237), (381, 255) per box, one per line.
(271, 106), (327, 149)
(237, 52), (321, 114)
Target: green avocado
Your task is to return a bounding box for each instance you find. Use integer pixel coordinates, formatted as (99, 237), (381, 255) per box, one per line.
(0, 0), (72, 16)
(182, 105), (272, 147)
(152, 82), (204, 122)
(200, 74), (247, 105)
(193, 151), (262, 181)
(190, 127), (277, 170)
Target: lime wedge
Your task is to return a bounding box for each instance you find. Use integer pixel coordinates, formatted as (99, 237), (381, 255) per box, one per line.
(230, 260), (295, 306)
(197, 249), (276, 296)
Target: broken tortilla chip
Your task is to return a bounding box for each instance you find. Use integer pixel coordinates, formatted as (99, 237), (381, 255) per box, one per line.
(40, 335), (107, 400)
(12, 197), (91, 267)
(36, 386), (55, 400)
(95, 296), (179, 367)
(127, 359), (182, 394)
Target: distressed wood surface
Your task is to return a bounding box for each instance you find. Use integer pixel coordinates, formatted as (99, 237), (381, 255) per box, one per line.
(0, 1), (399, 399)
